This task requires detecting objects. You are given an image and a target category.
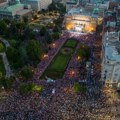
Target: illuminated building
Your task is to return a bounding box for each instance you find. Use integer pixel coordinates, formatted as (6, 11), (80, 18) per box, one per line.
(64, 7), (104, 33)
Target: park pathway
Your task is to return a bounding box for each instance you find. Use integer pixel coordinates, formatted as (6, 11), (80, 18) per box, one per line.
(0, 38), (13, 78)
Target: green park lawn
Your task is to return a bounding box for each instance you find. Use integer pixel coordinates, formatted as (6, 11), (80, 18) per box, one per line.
(49, 53), (71, 70)
(64, 39), (77, 48)
(41, 52), (72, 79)
(0, 56), (5, 76)
(40, 39), (78, 79)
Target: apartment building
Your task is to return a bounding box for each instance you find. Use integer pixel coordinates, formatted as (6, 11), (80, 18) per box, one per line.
(101, 31), (120, 89)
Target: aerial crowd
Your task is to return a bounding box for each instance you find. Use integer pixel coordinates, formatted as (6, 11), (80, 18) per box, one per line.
(0, 32), (116, 120)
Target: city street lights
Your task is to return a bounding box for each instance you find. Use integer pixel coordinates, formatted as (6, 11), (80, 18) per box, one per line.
(69, 69), (77, 78)
(43, 54), (49, 60)
(52, 43), (56, 48)
(77, 56), (81, 60)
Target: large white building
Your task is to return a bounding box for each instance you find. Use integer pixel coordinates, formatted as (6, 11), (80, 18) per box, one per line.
(101, 31), (120, 89)
(26, 0), (52, 11)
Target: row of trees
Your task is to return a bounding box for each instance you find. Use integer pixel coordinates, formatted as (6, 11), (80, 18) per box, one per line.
(6, 39), (43, 69)
(0, 19), (35, 40)
(19, 83), (43, 95)
(0, 76), (15, 90)
(0, 75), (43, 95)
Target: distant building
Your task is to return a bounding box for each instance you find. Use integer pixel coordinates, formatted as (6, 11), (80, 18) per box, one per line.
(85, 0), (110, 10)
(26, 0), (52, 11)
(101, 31), (120, 89)
(66, 0), (79, 11)
(0, 0), (32, 21)
(104, 3), (120, 32)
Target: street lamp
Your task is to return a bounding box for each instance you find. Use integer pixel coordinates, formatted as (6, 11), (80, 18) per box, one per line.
(77, 56), (81, 60)
(43, 54), (48, 59)
(69, 69), (76, 77)
(52, 43), (56, 48)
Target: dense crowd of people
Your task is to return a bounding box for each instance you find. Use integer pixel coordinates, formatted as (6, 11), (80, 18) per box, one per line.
(33, 32), (70, 81)
(0, 32), (119, 120)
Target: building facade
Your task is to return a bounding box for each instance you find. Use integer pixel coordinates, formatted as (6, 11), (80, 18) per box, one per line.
(0, 0), (32, 21)
(66, 0), (79, 11)
(101, 31), (120, 89)
(64, 7), (103, 33)
(26, 0), (52, 11)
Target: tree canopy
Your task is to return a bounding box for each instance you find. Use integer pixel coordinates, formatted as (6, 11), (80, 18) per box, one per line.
(40, 26), (47, 36)
(0, 43), (5, 52)
(26, 40), (43, 61)
(48, 2), (66, 14)
(6, 47), (24, 69)
(73, 82), (87, 93)
(77, 44), (90, 60)
(20, 66), (33, 81)
(19, 83), (43, 95)
(0, 76), (15, 90)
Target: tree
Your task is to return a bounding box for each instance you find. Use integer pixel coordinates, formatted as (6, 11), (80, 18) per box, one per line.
(52, 32), (60, 40)
(48, 2), (57, 11)
(3, 18), (11, 25)
(23, 16), (28, 24)
(73, 82), (87, 93)
(33, 14), (38, 20)
(9, 39), (17, 47)
(77, 44), (90, 60)
(19, 83), (33, 95)
(0, 20), (7, 35)
(53, 17), (63, 27)
(53, 26), (60, 32)
(19, 83), (43, 95)
(48, 2), (66, 14)
(23, 26), (35, 40)
(21, 66), (33, 81)
(40, 26), (47, 36)
(0, 43), (4, 52)
(0, 72), (2, 79)
(6, 47), (20, 63)
(46, 33), (53, 44)
(0, 76), (15, 90)
(32, 85), (43, 92)
(6, 47), (24, 69)
(26, 40), (43, 61)
(56, 2), (66, 14)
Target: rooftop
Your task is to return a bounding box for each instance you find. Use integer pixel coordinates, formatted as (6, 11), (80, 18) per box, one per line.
(0, 3), (24, 12)
(67, 7), (103, 17)
(66, 0), (78, 4)
(104, 31), (120, 61)
(16, 9), (31, 15)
